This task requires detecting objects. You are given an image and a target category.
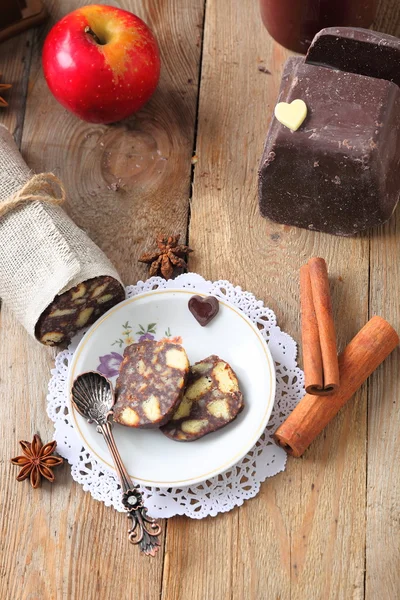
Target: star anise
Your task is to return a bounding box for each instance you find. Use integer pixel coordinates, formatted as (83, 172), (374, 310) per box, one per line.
(0, 74), (12, 108)
(11, 434), (63, 488)
(138, 234), (193, 280)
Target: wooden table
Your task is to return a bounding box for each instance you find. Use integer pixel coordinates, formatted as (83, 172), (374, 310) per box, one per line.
(1, 2), (400, 598)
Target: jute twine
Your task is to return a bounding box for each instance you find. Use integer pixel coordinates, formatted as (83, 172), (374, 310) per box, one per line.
(0, 172), (66, 219)
(0, 124), (123, 340)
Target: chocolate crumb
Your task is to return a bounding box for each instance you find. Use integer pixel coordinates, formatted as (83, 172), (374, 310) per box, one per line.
(107, 178), (125, 192)
(258, 65), (271, 74)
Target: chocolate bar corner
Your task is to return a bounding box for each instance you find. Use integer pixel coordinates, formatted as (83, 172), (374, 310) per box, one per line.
(306, 27), (400, 87)
(258, 29), (400, 236)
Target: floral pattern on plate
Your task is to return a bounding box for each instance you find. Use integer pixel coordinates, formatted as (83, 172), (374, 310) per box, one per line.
(97, 321), (182, 377)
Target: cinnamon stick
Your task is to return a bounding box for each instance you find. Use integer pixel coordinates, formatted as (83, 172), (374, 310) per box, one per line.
(300, 257), (339, 395)
(274, 316), (399, 457)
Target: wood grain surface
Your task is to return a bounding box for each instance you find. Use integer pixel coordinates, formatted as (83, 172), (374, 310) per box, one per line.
(0, 1), (399, 599)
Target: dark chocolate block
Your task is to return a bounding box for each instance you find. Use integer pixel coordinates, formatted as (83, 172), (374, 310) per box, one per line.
(306, 27), (400, 87)
(258, 57), (400, 236)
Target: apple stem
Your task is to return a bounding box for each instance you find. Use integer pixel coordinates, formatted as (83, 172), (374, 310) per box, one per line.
(84, 26), (105, 45)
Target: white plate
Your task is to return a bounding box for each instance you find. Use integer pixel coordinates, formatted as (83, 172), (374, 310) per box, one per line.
(67, 289), (276, 488)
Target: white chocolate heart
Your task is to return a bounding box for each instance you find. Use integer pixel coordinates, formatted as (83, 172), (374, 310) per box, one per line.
(274, 99), (307, 131)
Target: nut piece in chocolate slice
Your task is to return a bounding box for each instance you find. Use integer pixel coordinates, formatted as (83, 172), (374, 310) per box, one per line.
(35, 276), (125, 346)
(161, 355), (244, 442)
(258, 56), (400, 236)
(306, 27), (400, 88)
(113, 339), (190, 429)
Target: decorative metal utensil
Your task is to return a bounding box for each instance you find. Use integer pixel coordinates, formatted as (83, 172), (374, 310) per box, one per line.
(71, 371), (161, 556)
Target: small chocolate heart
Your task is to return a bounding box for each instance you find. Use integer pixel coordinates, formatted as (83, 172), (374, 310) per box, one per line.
(188, 295), (219, 327)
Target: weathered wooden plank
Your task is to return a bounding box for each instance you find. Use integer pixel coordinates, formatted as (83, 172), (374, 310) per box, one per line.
(366, 141), (400, 598)
(365, 3), (400, 599)
(0, 30), (33, 145)
(23, 0), (203, 282)
(162, 1), (369, 599)
(374, 0), (400, 35)
(0, 26), (35, 600)
(0, 1), (204, 598)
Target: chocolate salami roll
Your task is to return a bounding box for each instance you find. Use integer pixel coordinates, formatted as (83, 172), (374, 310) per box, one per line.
(36, 276), (125, 346)
(0, 125), (124, 345)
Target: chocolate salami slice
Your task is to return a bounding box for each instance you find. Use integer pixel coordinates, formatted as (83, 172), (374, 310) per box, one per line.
(161, 355), (244, 441)
(113, 339), (190, 428)
(35, 276), (125, 346)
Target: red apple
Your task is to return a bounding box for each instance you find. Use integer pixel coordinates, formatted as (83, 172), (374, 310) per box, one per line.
(42, 4), (160, 123)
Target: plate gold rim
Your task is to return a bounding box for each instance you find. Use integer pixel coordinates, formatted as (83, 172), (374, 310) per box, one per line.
(68, 288), (276, 487)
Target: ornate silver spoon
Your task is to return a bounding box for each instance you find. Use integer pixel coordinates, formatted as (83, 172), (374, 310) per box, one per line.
(71, 371), (161, 556)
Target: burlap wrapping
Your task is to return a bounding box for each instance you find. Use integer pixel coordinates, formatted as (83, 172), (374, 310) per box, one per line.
(0, 125), (124, 339)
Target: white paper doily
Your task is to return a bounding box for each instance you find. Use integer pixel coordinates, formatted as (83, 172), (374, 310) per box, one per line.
(47, 273), (304, 519)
